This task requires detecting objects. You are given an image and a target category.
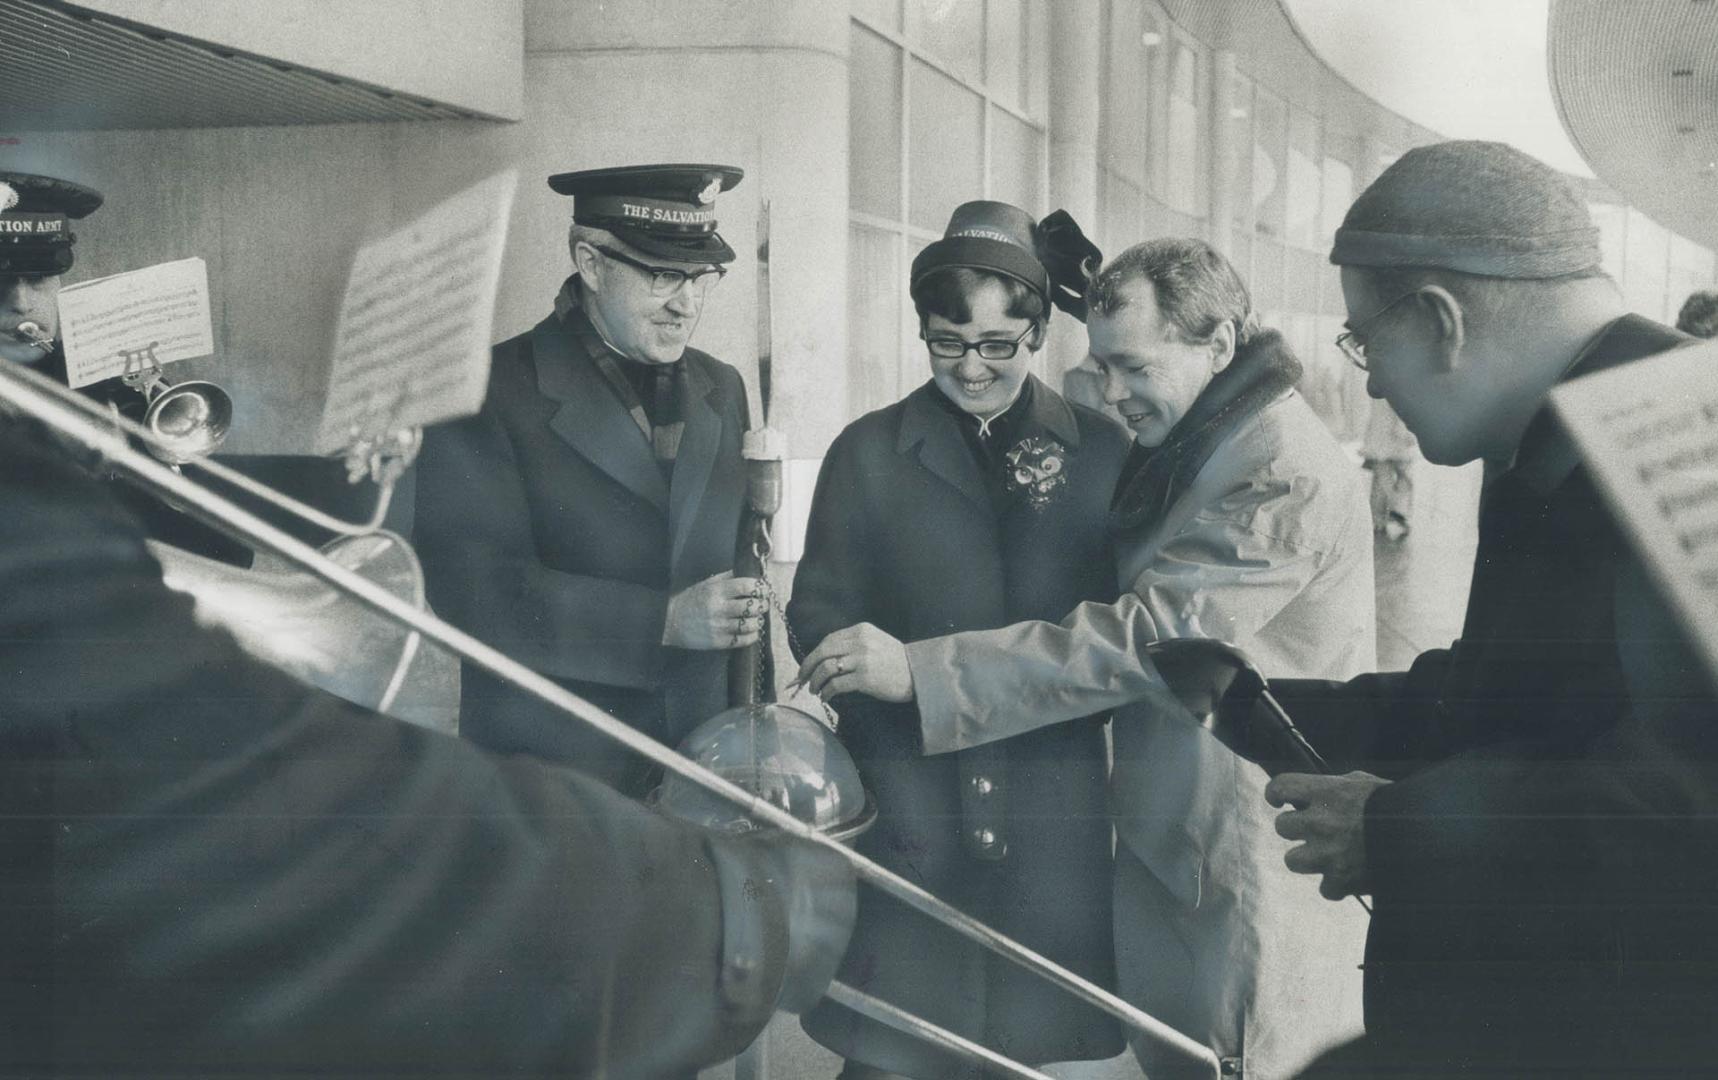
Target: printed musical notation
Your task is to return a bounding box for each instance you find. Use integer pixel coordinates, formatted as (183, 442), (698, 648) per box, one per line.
(56, 257), (214, 389)
(315, 171), (516, 454)
(1552, 339), (1718, 682)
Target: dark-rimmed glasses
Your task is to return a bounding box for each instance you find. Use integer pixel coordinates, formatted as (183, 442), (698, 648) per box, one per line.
(922, 322), (1036, 361)
(593, 244), (726, 299)
(1335, 291), (1417, 371)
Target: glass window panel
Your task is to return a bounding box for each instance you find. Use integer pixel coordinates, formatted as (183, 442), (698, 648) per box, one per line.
(1252, 87), (1286, 241)
(1624, 209), (1670, 320)
(849, 26), (903, 218)
(1285, 248), (1321, 313)
(908, 59), (984, 231)
(1320, 156), (1352, 253)
(1668, 234), (1717, 320)
(1027, 0), (1051, 118)
(1166, 40), (1205, 218)
(1320, 262), (1347, 318)
(900, 236), (932, 395)
(1285, 107), (1321, 250)
(986, 0), (1024, 109)
(851, 0), (900, 32)
(1104, 0), (1148, 185)
(989, 106), (1044, 212)
(1252, 236), (1285, 315)
(907, 0), (983, 84)
(1099, 170), (1143, 255)
(848, 223), (903, 418)
(1227, 72), (1254, 237)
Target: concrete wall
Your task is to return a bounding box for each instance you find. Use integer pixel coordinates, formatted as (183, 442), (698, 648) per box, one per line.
(15, 0), (849, 458)
(69, 0), (526, 120)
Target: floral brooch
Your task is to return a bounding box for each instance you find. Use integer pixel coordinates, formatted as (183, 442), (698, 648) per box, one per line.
(1005, 436), (1067, 509)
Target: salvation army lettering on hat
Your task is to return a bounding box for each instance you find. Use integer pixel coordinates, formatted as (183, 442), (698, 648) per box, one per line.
(0, 170), (103, 275)
(548, 163), (744, 265)
(910, 200), (1052, 305)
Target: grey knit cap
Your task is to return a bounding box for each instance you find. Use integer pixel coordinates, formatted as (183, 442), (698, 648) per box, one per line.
(1331, 140), (1601, 279)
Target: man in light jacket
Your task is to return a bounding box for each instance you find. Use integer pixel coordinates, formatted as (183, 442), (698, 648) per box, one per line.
(800, 237), (1374, 1079)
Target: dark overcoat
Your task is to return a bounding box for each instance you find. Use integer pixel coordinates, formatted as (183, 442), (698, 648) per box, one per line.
(413, 296), (751, 794)
(1277, 314), (1718, 1075)
(788, 376), (1131, 1075)
(0, 413), (828, 1079)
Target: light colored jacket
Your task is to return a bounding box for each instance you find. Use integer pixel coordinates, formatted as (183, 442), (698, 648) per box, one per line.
(905, 389), (1376, 1078)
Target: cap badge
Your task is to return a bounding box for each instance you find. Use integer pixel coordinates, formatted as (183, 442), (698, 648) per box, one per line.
(0, 182), (17, 213)
(696, 177), (722, 206)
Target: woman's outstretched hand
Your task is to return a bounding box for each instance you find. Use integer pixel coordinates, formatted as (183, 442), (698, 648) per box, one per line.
(791, 623), (915, 703)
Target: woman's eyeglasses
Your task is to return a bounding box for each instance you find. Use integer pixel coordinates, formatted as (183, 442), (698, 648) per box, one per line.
(923, 322), (1036, 361)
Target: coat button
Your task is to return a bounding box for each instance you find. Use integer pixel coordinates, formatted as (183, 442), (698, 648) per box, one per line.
(970, 775), (995, 796)
(727, 953), (758, 982)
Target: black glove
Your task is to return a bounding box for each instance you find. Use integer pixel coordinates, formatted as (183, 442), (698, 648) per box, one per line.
(708, 828), (857, 1015)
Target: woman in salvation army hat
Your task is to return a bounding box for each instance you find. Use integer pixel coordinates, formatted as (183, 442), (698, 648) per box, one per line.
(786, 201), (1132, 1080)
(798, 221), (1376, 1078)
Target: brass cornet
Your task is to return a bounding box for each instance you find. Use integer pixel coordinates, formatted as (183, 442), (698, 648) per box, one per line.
(118, 341), (233, 466)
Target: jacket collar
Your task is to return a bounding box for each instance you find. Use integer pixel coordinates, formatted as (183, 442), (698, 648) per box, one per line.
(895, 374), (1080, 507)
(1511, 313), (1692, 495)
(531, 291), (725, 528)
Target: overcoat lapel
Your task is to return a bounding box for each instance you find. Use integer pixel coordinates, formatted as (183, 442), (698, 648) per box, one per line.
(669, 358), (723, 569)
(531, 316), (671, 513)
(893, 376), (1083, 509)
(895, 383), (989, 508)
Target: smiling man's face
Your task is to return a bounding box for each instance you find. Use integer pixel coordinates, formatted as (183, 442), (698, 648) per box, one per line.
(1088, 279), (1226, 448)
(579, 242), (715, 365)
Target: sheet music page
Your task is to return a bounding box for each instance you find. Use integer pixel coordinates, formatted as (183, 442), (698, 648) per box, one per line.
(55, 257), (214, 389)
(1551, 339), (1718, 683)
(314, 170), (517, 454)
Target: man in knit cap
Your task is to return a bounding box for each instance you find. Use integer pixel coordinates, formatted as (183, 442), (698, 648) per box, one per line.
(1243, 140), (1718, 1076)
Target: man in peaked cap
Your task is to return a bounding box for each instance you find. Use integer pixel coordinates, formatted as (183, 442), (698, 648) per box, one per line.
(0, 167), (855, 1078)
(415, 164), (769, 798)
(0, 170), (101, 364)
(1223, 140), (1718, 1076)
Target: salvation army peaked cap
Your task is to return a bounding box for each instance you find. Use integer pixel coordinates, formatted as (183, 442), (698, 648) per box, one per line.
(911, 200), (1051, 307)
(549, 163), (744, 264)
(0, 170), (103, 275)
(1331, 140), (1601, 279)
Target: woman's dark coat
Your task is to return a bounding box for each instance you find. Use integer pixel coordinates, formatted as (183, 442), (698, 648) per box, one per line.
(787, 375), (1131, 1075)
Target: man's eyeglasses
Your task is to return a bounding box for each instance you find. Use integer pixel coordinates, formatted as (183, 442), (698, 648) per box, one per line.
(1335, 291), (1417, 371)
(593, 245), (726, 299)
(922, 322), (1036, 361)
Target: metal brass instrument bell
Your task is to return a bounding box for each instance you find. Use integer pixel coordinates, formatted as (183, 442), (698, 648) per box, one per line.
(119, 342), (233, 466)
(149, 530), (459, 735)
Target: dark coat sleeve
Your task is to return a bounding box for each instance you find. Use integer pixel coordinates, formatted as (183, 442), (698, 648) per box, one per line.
(783, 425), (909, 730)
(1356, 556), (1718, 913)
(413, 364), (672, 690)
(0, 421), (837, 1078)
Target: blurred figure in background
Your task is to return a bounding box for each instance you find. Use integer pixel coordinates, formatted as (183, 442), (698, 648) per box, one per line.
(1675, 287), (1718, 338)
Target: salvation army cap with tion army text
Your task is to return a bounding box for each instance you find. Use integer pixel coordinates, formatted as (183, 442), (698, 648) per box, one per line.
(548, 163), (744, 265)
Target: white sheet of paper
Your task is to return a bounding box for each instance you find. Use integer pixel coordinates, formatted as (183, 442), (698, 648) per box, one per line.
(314, 171), (516, 454)
(1551, 340), (1718, 684)
(56, 257), (214, 389)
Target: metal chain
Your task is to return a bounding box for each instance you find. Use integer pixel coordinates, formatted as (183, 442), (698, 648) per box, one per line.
(752, 522), (839, 731)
